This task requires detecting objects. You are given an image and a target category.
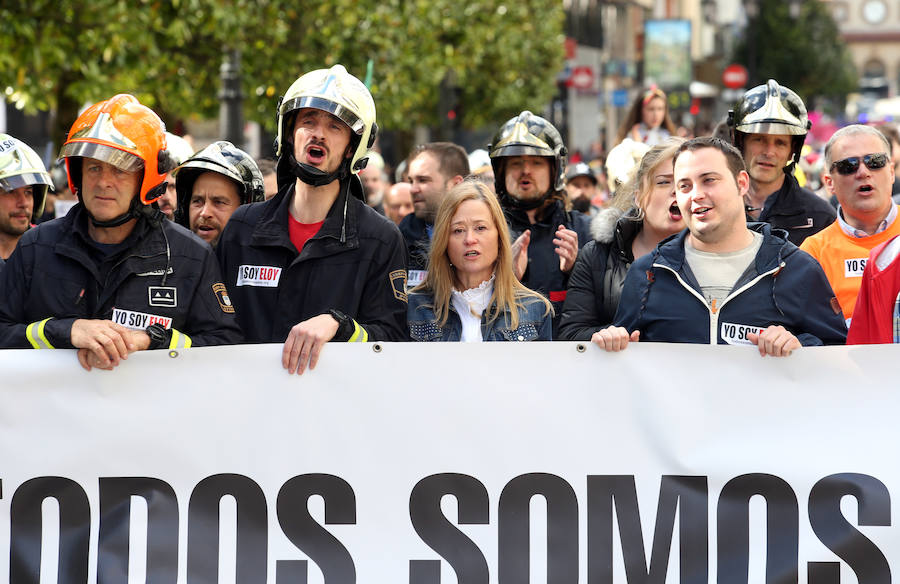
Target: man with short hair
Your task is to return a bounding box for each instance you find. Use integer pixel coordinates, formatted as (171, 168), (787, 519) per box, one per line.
(800, 124), (900, 324)
(216, 65), (408, 374)
(729, 79), (835, 245)
(489, 111), (591, 333)
(0, 94), (242, 370)
(0, 134), (53, 265)
(384, 181), (413, 225)
(174, 141), (264, 247)
(592, 137), (845, 355)
(399, 142), (468, 285)
(564, 162), (600, 216)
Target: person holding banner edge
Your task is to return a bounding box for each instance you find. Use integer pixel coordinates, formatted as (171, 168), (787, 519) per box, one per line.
(591, 136), (846, 355)
(216, 65), (408, 374)
(0, 94), (242, 369)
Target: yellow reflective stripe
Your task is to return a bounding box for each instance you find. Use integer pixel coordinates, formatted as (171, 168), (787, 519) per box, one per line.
(168, 329), (192, 349)
(26, 318), (54, 349)
(348, 320), (368, 343)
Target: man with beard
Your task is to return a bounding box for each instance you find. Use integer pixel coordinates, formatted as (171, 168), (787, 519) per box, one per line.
(591, 137), (845, 355)
(564, 162), (600, 216)
(174, 141), (264, 247)
(489, 111), (591, 335)
(0, 134), (53, 267)
(216, 65), (408, 374)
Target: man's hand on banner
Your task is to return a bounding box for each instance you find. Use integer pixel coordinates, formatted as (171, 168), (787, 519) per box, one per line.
(71, 319), (138, 371)
(748, 325), (801, 357)
(591, 326), (640, 352)
(282, 313), (340, 375)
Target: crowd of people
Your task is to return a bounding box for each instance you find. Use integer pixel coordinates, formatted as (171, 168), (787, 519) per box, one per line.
(1, 66), (898, 373)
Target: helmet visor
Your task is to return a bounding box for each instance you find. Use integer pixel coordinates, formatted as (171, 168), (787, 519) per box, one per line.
(491, 144), (555, 159)
(178, 159), (243, 189)
(280, 96), (365, 135)
(59, 142), (144, 173)
(736, 121), (807, 137)
(0, 172), (53, 193)
(490, 119), (555, 158)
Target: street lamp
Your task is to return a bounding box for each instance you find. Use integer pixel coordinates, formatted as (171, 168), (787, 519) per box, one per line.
(219, 49), (244, 148)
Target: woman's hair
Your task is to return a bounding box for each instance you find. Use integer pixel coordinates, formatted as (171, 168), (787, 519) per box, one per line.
(415, 178), (552, 328)
(608, 137), (685, 220)
(615, 87), (678, 144)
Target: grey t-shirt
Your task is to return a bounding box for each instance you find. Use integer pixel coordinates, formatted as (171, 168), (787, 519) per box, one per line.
(684, 231), (763, 310)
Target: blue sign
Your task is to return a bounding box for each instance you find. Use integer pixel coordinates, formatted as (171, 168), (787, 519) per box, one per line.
(612, 89), (629, 107)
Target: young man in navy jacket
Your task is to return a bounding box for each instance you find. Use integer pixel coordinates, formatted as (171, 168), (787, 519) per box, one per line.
(592, 137), (846, 356)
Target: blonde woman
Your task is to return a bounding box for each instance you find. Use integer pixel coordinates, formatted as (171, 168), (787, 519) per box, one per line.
(559, 138), (685, 340)
(408, 180), (552, 341)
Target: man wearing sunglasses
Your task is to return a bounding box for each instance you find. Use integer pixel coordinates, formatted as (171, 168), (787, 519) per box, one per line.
(800, 124), (900, 324)
(729, 80), (835, 246)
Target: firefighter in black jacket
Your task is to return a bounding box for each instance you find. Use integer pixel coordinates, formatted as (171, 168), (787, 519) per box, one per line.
(728, 79), (835, 245)
(488, 111), (591, 336)
(0, 94), (242, 370)
(216, 64), (408, 374)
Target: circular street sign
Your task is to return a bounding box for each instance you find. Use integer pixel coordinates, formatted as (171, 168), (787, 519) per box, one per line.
(722, 64), (749, 89)
(569, 66), (595, 90)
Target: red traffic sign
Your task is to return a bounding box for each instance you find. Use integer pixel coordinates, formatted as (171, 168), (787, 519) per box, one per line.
(568, 66), (595, 90)
(722, 64), (749, 89)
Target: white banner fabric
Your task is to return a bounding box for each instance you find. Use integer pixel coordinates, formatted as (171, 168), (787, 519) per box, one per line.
(0, 342), (898, 584)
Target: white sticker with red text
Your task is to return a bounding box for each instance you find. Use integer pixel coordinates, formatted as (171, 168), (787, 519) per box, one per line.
(112, 308), (173, 331)
(236, 265), (282, 287)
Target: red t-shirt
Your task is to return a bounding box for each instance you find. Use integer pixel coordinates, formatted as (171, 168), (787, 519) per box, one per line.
(288, 215), (324, 253)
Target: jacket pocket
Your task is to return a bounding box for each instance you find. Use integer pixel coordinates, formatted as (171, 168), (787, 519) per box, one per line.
(409, 320), (447, 342)
(499, 322), (540, 342)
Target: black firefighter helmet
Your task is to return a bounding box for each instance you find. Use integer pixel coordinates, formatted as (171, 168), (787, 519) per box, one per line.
(488, 111), (567, 204)
(174, 141), (264, 228)
(728, 79), (811, 170)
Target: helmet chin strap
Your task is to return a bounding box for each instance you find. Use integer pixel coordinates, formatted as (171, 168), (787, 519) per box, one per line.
(88, 196), (142, 228)
(287, 151), (349, 187)
(86, 183), (167, 229)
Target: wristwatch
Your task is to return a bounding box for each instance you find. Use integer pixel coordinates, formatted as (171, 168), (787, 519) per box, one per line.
(146, 323), (171, 350)
(328, 309), (354, 342)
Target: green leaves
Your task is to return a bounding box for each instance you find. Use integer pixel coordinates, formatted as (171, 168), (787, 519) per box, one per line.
(1, 0), (563, 144)
(730, 0), (856, 110)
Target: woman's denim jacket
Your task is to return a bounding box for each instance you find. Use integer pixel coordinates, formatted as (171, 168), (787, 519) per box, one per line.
(408, 292), (552, 341)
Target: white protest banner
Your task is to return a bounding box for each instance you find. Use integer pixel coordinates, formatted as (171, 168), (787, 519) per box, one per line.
(0, 342), (898, 583)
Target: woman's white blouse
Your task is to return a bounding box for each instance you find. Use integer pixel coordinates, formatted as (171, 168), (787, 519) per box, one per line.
(450, 275), (495, 342)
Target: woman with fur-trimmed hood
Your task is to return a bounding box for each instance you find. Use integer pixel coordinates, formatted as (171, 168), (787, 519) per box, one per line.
(558, 138), (686, 340)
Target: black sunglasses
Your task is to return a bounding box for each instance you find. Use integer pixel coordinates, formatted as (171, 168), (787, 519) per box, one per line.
(830, 153), (889, 175)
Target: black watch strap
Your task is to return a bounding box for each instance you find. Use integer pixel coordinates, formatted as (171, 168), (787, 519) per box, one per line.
(146, 323), (171, 350)
(328, 309), (354, 342)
